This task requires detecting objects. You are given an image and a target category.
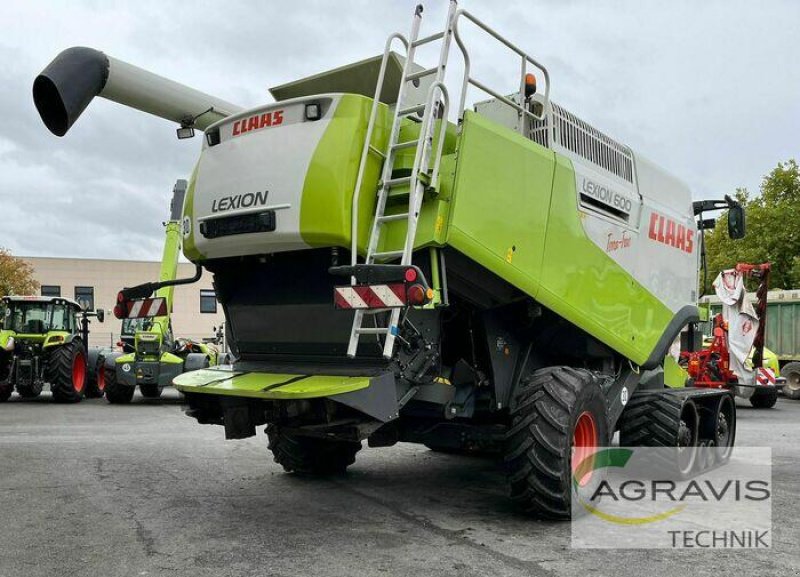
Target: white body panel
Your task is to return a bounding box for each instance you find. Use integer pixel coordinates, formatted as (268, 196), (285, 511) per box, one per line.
(571, 155), (698, 314)
(190, 96), (341, 260)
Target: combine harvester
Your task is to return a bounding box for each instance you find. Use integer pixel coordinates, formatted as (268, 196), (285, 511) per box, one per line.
(33, 2), (745, 516)
(101, 180), (221, 403)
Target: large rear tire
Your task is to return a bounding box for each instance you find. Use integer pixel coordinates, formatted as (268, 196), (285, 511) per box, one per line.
(47, 341), (86, 403)
(749, 386), (778, 408)
(104, 366), (134, 404)
(267, 425), (361, 474)
(139, 383), (163, 398)
(504, 366), (608, 519)
(781, 362), (800, 400)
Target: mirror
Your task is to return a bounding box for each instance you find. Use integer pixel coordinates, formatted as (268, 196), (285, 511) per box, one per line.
(96, 309), (105, 323)
(728, 205), (746, 239)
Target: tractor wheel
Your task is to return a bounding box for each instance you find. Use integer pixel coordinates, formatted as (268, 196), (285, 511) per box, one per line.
(267, 425), (361, 475)
(47, 341), (86, 403)
(619, 391), (701, 478)
(104, 366), (134, 404)
(139, 383), (163, 399)
(504, 366), (608, 519)
(83, 354), (106, 399)
(16, 380), (43, 398)
(749, 386), (778, 409)
(781, 362), (800, 400)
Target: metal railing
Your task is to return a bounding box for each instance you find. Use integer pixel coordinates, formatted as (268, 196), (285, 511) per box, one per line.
(451, 7), (551, 134)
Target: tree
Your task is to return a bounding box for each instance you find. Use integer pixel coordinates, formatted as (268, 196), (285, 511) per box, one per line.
(704, 160), (800, 293)
(0, 248), (39, 297)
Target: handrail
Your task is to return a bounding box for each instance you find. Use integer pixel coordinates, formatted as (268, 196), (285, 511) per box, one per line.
(451, 8), (551, 134)
(350, 32), (409, 267)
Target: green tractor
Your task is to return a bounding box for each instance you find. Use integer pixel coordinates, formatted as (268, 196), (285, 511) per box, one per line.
(101, 180), (220, 404)
(0, 296), (105, 402)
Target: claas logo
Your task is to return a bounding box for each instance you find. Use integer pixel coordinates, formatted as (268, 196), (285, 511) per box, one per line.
(648, 211), (694, 254)
(232, 110), (284, 137)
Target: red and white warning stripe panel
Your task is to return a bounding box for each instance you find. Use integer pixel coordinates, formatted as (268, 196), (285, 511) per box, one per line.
(126, 297), (168, 319)
(756, 367), (776, 387)
(334, 284), (407, 309)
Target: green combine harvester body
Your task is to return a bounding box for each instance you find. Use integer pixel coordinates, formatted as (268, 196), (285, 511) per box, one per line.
(33, 1), (747, 516)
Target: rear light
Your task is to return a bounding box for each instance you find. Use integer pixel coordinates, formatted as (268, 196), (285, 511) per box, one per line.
(407, 284), (426, 305)
(404, 268), (417, 282)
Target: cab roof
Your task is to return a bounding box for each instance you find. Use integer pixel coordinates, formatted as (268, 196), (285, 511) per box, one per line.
(2, 295), (83, 309)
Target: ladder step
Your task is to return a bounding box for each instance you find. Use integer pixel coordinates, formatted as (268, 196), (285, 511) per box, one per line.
(368, 144), (386, 159)
(377, 213), (410, 223)
(406, 67), (438, 83)
(391, 139), (419, 151)
(411, 31), (444, 48)
(397, 103), (426, 117)
(372, 250), (404, 260)
(382, 176), (412, 188)
(356, 327), (391, 335)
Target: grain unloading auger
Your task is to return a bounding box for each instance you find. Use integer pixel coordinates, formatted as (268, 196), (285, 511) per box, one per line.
(34, 1), (747, 517)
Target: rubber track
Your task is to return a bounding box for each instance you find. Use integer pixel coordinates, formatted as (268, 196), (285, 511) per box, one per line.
(618, 392), (685, 447)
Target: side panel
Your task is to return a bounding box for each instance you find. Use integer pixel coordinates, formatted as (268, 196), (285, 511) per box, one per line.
(446, 112), (679, 364)
(447, 111), (556, 297)
(537, 156), (675, 364)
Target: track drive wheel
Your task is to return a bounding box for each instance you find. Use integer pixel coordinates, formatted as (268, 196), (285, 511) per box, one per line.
(267, 425), (361, 475)
(504, 366), (608, 519)
(712, 394), (736, 463)
(104, 365), (134, 404)
(47, 341), (85, 403)
(780, 362), (800, 400)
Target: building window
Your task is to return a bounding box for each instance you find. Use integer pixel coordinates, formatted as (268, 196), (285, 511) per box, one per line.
(41, 285), (61, 297)
(200, 289), (217, 313)
(74, 286), (94, 311)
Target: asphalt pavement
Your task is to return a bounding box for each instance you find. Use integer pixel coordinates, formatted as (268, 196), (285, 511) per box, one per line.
(1, 390), (798, 577)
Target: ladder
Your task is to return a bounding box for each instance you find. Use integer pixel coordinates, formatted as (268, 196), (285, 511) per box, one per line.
(347, 2), (456, 359)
